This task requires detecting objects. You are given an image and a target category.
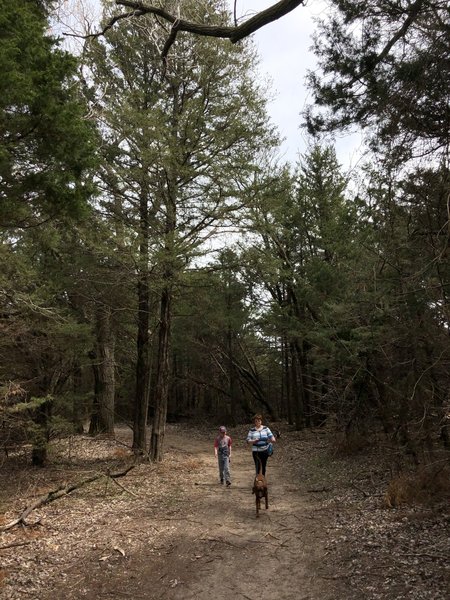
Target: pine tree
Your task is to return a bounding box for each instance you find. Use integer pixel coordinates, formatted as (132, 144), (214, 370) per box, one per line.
(306, 0), (449, 164)
(242, 145), (359, 429)
(0, 0), (96, 228)
(83, 0), (277, 459)
(0, 0), (98, 464)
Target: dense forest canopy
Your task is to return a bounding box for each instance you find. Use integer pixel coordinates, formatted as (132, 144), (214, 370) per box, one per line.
(1, 0), (448, 472)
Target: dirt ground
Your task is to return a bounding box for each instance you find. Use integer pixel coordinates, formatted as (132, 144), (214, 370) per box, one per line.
(1, 423), (449, 600)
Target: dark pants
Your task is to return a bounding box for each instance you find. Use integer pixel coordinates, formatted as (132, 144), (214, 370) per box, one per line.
(253, 450), (269, 476)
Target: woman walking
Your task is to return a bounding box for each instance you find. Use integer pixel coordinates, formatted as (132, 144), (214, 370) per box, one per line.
(246, 414), (276, 476)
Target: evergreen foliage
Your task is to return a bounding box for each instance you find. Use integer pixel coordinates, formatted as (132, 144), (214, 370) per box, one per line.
(81, 0), (278, 458)
(1, 0), (447, 472)
(306, 0), (449, 163)
(0, 0), (97, 227)
(0, 0), (98, 463)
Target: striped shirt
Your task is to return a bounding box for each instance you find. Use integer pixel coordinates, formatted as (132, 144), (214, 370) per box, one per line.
(246, 426), (273, 452)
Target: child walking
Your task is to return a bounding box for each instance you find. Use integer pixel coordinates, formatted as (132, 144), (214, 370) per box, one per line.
(214, 426), (232, 486)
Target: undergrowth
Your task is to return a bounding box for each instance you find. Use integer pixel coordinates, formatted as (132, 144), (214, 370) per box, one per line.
(384, 464), (450, 508)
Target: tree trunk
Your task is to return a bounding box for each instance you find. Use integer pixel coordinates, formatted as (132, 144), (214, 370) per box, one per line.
(149, 90), (179, 461)
(227, 325), (238, 426)
(282, 336), (293, 424)
(300, 340), (312, 427)
(133, 274), (151, 452)
(72, 364), (84, 434)
(89, 305), (115, 435)
(31, 396), (53, 467)
(149, 285), (172, 461)
(133, 191), (151, 453)
(289, 340), (305, 430)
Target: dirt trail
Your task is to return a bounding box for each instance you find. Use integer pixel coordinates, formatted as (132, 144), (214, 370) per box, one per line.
(167, 436), (343, 600)
(138, 433), (343, 600)
(37, 428), (347, 600)
(3, 424), (448, 599)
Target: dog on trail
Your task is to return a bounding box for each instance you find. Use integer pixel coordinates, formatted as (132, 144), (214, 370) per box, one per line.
(252, 456), (268, 517)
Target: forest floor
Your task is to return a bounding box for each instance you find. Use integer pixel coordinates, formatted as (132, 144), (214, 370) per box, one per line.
(0, 422), (449, 600)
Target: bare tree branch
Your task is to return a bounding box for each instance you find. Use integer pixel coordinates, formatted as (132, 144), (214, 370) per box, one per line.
(64, 9), (145, 39)
(0, 464), (136, 532)
(111, 0), (305, 57)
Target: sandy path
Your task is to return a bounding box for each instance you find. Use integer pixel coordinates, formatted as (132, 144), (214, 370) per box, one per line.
(5, 424), (448, 600)
(114, 432), (348, 600)
(33, 428), (349, 600)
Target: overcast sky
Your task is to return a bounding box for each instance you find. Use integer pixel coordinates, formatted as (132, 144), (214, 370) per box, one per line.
(232, 1), (364, 169)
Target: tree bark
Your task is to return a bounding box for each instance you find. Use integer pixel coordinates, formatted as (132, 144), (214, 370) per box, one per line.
(133, 189), (151, 454)
(31, 397), (52, 467)
(114, 0), (305, 51)
(72, 364), (84, 434)
(289, 340), (305, 430)
(149, 284), (172, 462)
(282, 336), (293, 424)
(227, 325), (238, 426)
(89, 304), (115, 435)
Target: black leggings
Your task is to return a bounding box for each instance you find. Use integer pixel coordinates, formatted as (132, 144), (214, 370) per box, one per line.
(253, 450), (269, 476)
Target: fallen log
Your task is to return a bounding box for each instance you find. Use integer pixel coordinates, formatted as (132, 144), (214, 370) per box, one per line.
(0, 464), (135, 532)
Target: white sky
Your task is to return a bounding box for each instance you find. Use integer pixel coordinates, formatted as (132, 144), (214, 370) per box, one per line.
(232, 1), (364, 170)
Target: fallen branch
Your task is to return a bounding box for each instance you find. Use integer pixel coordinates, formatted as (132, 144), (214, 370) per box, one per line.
(350, 481), (370, 497)
(116, 0), (305, 45)
(399, 552), (448, 560)
(0, 464), (135, 532)
(109, 475), (139, 498)
(0, 541), (31, 550)
(70, 1), (306, 62)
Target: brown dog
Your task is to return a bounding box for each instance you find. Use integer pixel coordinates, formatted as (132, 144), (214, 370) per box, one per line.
(252, 457), (269, 517)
